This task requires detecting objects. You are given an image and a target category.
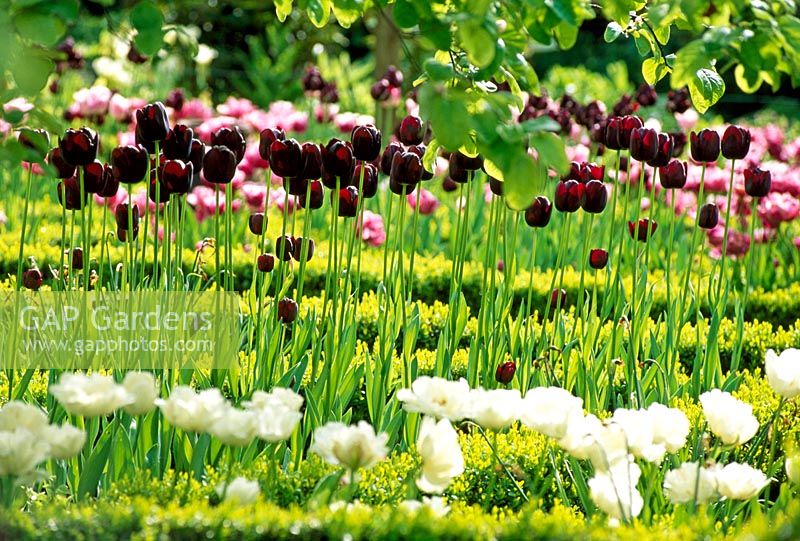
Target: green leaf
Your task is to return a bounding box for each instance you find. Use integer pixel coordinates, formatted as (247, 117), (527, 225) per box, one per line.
(77, 422), (115, 498)
(306, 0), (331, 27)
(554, 21), (578, 49)
(653, 23), (670, 45)
(458, 22), (495, 69)
(504, 153), (545, 210)
(130, 0), (164, 55)
(393, 0), (419, 29)
(670, 40), (707, 88)
(604, 21), (624, 42)
(529, 132), (568, 174)
(418, 86), (471, 150)
(11, 49), (52, 94)
(275, 0), (293, 21)
(734, 64), (764, 93)
(642, 57), (669, 84)
(14, 8), (66, 46)
(688, 68), (725, 114)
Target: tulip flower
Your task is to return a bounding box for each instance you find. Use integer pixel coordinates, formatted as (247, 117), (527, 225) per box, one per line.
(635, 83), (657, 106)
(628, 218), (657, 242)
(721, 125), (751, 160)
(258, 127), (285, 162)
(589, 248), (608, 269)
(488, 177), (503, 196)
(554, 179), (584, 213)
(212, 126), (246, 163)
(670, 132), (687, 157)
(495, 361), (516, 385)
(399, 114), (424, 145)
(83, 161), (112, 193)
(292, 237), (315, 261)
(249, 213), (266, 235)
(698, 203), (719, 229)
(379, 142), (403, 176)
(630, 128), (659, 162)
(277, 297), (299, 324)
(46, 147), (76, 179)
(351, 124), (382, 162)
(162, 124), (194, 160)
(285, 177), (309, 197)
(161, 160), (193, 195)
(647, 132), (674, 167)
(659, 160), (687, 189)
(550, 288), (567, 307)
(59, 127), (98, 166)
(269, 138), (303, 179)
(111, 145), (149, 184)
(203, 145), (238, 184)
(299, 180), (324, 210)
(301, 66), (325, 92)
(57, 177), (89, 210)
(604, 117), (623, 150)
(370, 79), (391, 101)
(618, 115), (643, 149)
(524, 196), (553, 228)
(188, 139), (206, 172)
(70, 247), (84, 270)
(744, 167), (771, 197)
(22, 268), (43, 290)
(275, 235), (294, 261)
(352, 163), (378, 198)
(300, 142), (322, 180)
(690, 129), (721, 163)
(257, 253), (275, 272)
(408, 144), (434, 180)
(581, 180), (608, 213)
(321, 138), (354, 180)
(336, 186), (359, 217)
(135, 102), (169, 143)
(448, 155), (469, 183)
(391, 151), (423, 186)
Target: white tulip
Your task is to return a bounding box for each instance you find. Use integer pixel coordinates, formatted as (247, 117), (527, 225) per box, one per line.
(663, 462), (719, 504)
(716, 463), (769, 500)
(520, 386), (584, 440)
(399, 496), (450, 517)
(397, 377), (471, 421)
(310, 421), (388, 474)
(50, 373), (135, 417)
(416, 417), (464, 494)
(765, 349), (800, 399)
(0, 429), (50, 476)
(558, 414), (628, 471)
(121, 372), (159, 416)
(155, 386), (227, 433)
(216, 476), (260, 504)
(468, 388), (521, 431)
(786, 454), (800, 485)
(647, 403), (690, 453)
(610, 408), (666, 463)
(209, 405), (258, 447)
(0, 401), (49, 436)
(588, 460), (643, 520)
(45, 424), (86, 460)
(244, 388), (303, 442)
(699, 389), (759, 446)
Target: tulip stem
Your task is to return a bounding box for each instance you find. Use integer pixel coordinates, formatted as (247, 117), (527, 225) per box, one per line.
(78, 166), (89, 291)
(602, 149), (622, 313)
(732, 197), (760, 372)
(59, 186), (67, 290)
(715, 159), (736, 305)
(407, 186), (422, 303)
(664, 189), (678, 392)
(15, 164), (34, 291)
(296, 179), (315, 302)
(127, 186), (134, 291)
(153, 142), (162, 289)
(215, 183), (221, 289)
(98, 201), (108, 289)
(226, 181), (233, 290)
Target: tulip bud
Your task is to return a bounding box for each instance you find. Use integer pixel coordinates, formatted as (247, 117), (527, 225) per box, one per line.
(165, 88), (185, 111)
(721, 125), (751, 160)
(336, 186), (359, 217)
(351, 124), (382, 162)
(71, 247), (84, 270)
(163, 125), (194, 161)
(628, 218), (658, 242)
(111, 144), (149, 184)
(489, 177), (503, 197)
(46, 147), (76, 179)
(448, 154), (469, 184)
(647, 133), (674, 168)
(370, 79), (391, 101)
(407, 144), (433, 180)
(581, 180), (608, 214)
(286, 177), (309, 197)
(135, 102), (170, 143)
(690, 129), (721, 163)
(442, 176), (458, 193)
(399, 115), (424, 146)
(666, 88), (691, 114)
(269, 138), (303, 178)
(659, 160), (688, 189)
(630, 128), (659, 162)
(23, 268), (43, 290)
(277, 297), (299, 324)
(391, 151), (423, 186)
(97, 169), (120, 198)
(635, 83), (657, 106)
(117, 226), (139, 242)
(320, 82), (338, 104)
(59, 127), (99, 166)
(551, 288), (567, 308)
(299, 180), (324, 210)
(83, 161), (110, 194)
(321, 138), (354, 179)
(524, 196), (553, 228)
(275, 235), (294, 261)
(352, 163), (379, 198)
(380, 141), (403, 176)
(589, 249), (608, 270)
(618, 116), (643, 149)
(148, 178), (171, 204)
(188, 139), (206, 173)
(202, 145), (238, 184)
(604, 117), (623, 151)
(257, 253), (275, 272)
(554, 179), (585, 213)
(57, 177), (89, 210)
(744, 167), (771, 198)
(698, 203), (719, 229)
(453, 152), (482, 171)
(259, 127), (285, 162)
(292, 237), (315, 262)
(302, 66), (325, 92)
(300, 142), (322, 181)
(212, 126), (246, 164)
(161, 160), (193, 195)
(495, 361), (516, 385)
(249, 213), (266, 235)
(115, 203), (140, 230)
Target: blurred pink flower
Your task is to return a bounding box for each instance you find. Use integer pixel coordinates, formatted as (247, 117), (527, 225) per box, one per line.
(408, 187), (440, 215)
(268, 187), (297, 214)
(359, 210), (386, 247)
(21, 161), (44, 175)
(675, 109), (698, 131)
(217, 97), (256, 118)
(759, 193), (800, 227)
(707, 225), (750, 259)
(175, 98), (214, 122)
(315, 103), (340, 122)
(0, 210), (7, 228)
(117, 130), (137, 146)
(187, 185), (241, 222)
(72, 86), (112, 117)
(240, 182), (267, 211)
(566, 143), (590, 164)
(196, 116), (237, 143)
(94, 188), (128, 213)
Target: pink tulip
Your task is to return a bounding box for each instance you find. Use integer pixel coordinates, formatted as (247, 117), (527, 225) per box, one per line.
(407, 188), (440, 215)
(359, 210), (386, 247)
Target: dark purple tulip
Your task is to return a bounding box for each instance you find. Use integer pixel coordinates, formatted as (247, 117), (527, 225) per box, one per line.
(71, 247), (84, 270)
(203, 145), (238, 184)
(302, 66), (325, 92)
(698, 203), (719, 229)
(148, 178), (171, 204)
(589, 249), (608, 270)
(162, 125), (194, 160)
(188, 139), (206, 173)
(391, 151), (423, 186)
(659, 160), (688, 189)
(135, 125), (157, 155)
(635, 83), (657, 107)
(135, 102), (169, 143)
(721, 125), (751, 160)
(744, 167), (771, 197)
(618, 116), (643, 149)
(582, 180), (608, 213)
(46, 147), (76, 179)
(18, 128), (50, 161)
(447, 154), (469, 184)
(380, 141), (403, 176)
(60, 127), (98, 166)
(300, 142), (322, 180)
(117, 226), (139, 243)
(604, 117), (623, 151)
(321, 138), (354, 179)
(384, 65), (403, 86)
(111, 144), (149, 184)
(286, 177), (309, 197)
(524, 196), (553, 227)
(165, 88), (185, 111)
(628, 218), (658, 242)
(630, 128), (659, 162)
(563, 161), (587, 182)
(212, 126), (246, 163)
(161, 160), (193, 195)
(352, 163), (378, 198)
(249, 213), (266, 235)
(489, 177), (503, 196)
(442, 176), (458, 193)
(115, 203), (140, 230)
(83, 161), (111, 193)
(320, 82), (339, 104)
(275, 235), (294, 261)
(259, 128), (286, 162)
(299, 180), (324, 210)
(351, 124), (382, 162)
(453, 152), (482, 171)
(57, 177), (89, 210)
(590, 121), (608, 146)
(292, 237), (315, 261)
(23, 268), (43, 290)
(554, 179), (585, 213)
(666, 88), (691, 114)
(257, 253), (275, 273)
(336, 186), (359, 217)
(398, 115), (424, 145)
(277, 297), (298, 324)
(647, 133), (674, 168)
(97, 168), (119, 198)
(550, 288), (567, 308)
(495, 361), (516, 385)
(370, 79), (391, 101)
(408, 144), (433, 180)
(690, 129), (721, 163)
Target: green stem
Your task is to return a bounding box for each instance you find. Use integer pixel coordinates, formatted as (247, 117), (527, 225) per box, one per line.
(15, 165), (34, 291)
